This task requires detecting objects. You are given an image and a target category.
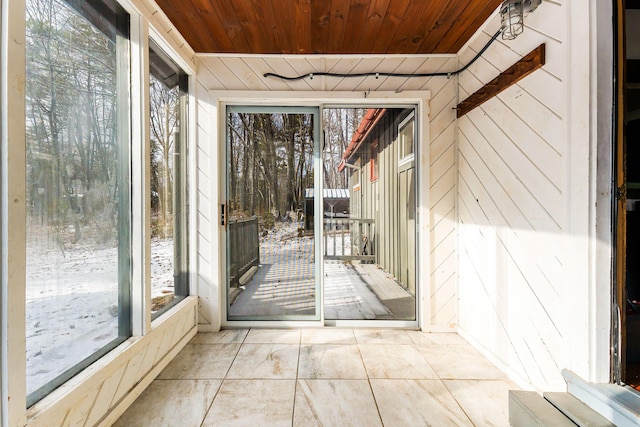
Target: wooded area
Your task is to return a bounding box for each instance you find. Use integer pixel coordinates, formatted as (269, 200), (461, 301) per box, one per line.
(226, 108), (366, 226)
(150, 73), (179, 239)
(26, 0), (122, 248)
(25, 0), (179, 247)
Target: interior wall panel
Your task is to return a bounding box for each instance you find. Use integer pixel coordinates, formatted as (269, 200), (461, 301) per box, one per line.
(455, 0), (596, 391)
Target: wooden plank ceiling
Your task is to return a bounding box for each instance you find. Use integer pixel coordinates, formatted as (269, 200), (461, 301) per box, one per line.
(155, 0), (503, 55)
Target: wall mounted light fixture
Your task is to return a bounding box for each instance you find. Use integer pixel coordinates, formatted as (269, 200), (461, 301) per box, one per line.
(500, 0), (541, 40)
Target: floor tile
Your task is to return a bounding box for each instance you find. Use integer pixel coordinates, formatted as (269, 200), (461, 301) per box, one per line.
(157, 344), (240, 380)
(359, 344), (438, 379)
(353, 329), (413, 344)
(245, 328), (301, 344)
(417, 345), (507, 380)
(227, 344), (299, 379)
(293, 380), (382, 427)
(114, 379), (220, 427)
(190, 330), (248, 344)
(119, 329), (517, 427)
(371, 379), (473, 426)
(444, 379), (515, 427)
(407, 331), (469, 345)
(298, 344), (367, 379)
(202, 380), (295, 427)
(300, 328), (356, 344)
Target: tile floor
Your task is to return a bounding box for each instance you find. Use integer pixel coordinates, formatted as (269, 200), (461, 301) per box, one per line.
(114, 329), (517, 427)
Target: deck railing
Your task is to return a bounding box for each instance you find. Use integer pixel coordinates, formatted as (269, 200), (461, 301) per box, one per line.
(228, 216), (260, 288)
(323, 218), (375, 262)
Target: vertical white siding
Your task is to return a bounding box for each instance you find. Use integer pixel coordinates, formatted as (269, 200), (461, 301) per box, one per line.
(456, 1), (602, 391)
(195, 55), (458, 330)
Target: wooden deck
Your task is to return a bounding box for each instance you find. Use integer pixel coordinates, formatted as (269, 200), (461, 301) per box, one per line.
(352, 263), (416, 320)
(230, 258), (415, 320)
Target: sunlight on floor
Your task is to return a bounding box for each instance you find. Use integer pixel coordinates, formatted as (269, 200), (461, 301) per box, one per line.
(115, 329), (517, 426)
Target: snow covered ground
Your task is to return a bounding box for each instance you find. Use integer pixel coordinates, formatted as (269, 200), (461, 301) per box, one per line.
(25, 238), (173, 395)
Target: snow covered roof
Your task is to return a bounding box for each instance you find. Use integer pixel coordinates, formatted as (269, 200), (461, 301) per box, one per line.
(304, 188), (350, 199)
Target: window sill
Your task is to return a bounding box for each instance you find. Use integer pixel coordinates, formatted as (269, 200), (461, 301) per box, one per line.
(26, 296), (198, 425)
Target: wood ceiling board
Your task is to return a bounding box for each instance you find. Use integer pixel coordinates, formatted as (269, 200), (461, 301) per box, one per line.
(157, 0), (214, 52)
(175, 0), (233, 52)
(386, 0), (446, 54)
(310, 0), (332, 54)
(356, 0), (393, 53)
(327, 0), (351, 53)
(158, 0), (499, 54)
(270, 1), (297, 53)
(294, 0), (313, 53)
(232, 0), (273, 54)
(418, 0), (475, 53)
(207, 0), (251, 53)
(369, 0), (411, 53)
(340, 0), (371, 53)
(182, 0), (226, 50)
(433, 0), (502, 52)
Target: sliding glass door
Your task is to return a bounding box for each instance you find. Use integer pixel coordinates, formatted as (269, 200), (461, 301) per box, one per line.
(224, 105), (417, 323)
(225, 107), (320, 320)
(322, 107), (417, 321)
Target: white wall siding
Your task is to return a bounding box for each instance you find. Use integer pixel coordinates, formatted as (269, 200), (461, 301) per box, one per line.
(428, 72), (457, 328)
(196, 55), (458, 330)
(456, 0), (603, 391)
(195, 75), (216, 330)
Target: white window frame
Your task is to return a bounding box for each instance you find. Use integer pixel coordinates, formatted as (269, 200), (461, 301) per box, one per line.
(398, 110), (416, 167)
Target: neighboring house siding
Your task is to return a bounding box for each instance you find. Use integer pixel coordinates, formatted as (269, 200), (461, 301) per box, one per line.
(456, 2), (594, 391)
(196, 55), (458, 330)
(348, 109), (415, 294)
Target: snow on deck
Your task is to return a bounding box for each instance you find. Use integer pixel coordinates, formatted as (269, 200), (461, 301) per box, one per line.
(229, 221), (413, 320)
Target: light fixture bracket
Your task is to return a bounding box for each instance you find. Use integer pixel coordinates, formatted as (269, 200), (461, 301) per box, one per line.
(500, 0), (541, 40)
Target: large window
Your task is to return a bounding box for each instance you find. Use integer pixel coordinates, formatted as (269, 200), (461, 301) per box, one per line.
(149, 41), (189, 317)
(25, 0), (130, 405)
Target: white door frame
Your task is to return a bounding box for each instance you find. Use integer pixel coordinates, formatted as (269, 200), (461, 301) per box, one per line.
(203, 91), (431, 330)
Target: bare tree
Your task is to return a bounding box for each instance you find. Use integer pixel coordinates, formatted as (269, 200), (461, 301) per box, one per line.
(150, 76), (179, 238)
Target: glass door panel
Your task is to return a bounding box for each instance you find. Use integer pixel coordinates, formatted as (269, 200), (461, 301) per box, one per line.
(226, 107), (320, 320)
(322, 107), (417, 321)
